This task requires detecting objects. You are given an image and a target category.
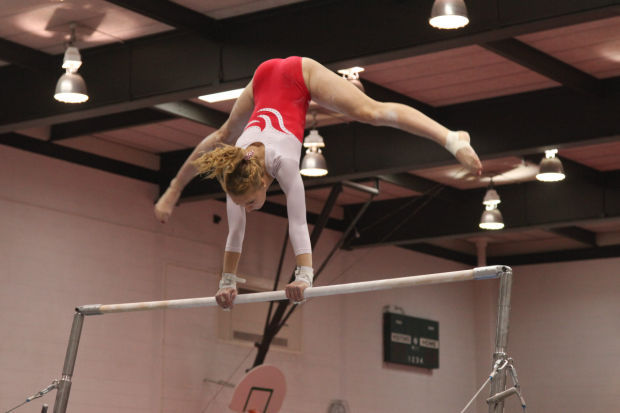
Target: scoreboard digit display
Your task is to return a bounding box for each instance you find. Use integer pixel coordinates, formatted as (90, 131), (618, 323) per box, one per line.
(383, 312), (439, 369)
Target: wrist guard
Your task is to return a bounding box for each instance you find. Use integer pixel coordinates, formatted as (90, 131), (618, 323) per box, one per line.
(294, 266), (314, 287)
(219, 273), (246, 290)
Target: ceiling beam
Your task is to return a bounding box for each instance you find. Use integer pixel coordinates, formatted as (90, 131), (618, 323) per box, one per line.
(50, 108), (175, 140)
(488, 244), (620, 266)
(1, 0), (618, 132)
(345, 164), (619, 248)
(50, 101), (226, 141)
(482, 38), (603, 97)
(549, 226), (598, 246)
(378, 173), (463, 202)
(0, 38), (55, 72)
(401, 243), (477, 266)
(104, 0), (223, 40)
(0, 132), (159, 183)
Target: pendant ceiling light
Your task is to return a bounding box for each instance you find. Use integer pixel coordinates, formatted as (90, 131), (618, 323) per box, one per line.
(482, 179), (500, 207)
(337, 66), (365, 92)
(300, 129), (328, 177)
(479, 205), (505, 230)
(536, 149), (565, 182)
(54, 23), (89, 104)
(479, 179), (504, 230)
(54, 71), (88, 104)
(429, 0), (469, 30)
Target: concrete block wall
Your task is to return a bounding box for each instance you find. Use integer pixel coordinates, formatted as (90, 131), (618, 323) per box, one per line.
(2, 145), (618, 413)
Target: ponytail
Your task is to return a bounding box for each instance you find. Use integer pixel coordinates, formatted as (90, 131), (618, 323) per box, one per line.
(194, 145), (264, 196)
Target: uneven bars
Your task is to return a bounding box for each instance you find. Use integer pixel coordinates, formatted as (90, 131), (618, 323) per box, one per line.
(77, 266), (509, 316)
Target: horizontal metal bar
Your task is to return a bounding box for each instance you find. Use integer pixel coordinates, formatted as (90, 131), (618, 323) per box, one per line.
(76, 266), (508, 316)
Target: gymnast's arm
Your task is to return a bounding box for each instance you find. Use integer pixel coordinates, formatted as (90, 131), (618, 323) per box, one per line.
(217, 160), (313, 308)
(154, 81), (255, 223)
(276, 159), (314, 303)
(215, 196), (247, 309)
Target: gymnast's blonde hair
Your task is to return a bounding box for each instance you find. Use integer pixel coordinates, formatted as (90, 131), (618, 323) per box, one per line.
(194, 145), (264, 196)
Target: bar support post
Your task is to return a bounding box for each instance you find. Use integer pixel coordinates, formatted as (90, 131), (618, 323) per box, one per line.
(488, 267), (513, 413)
(53, 312), (84, 413)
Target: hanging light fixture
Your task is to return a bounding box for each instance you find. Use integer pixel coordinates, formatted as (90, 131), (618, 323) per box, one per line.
(479, 205), (505, 230)
(54, 72), (88, 103)
(479, 179), (504, 230)
(301, 111), (328, 176)
(54, 23), (89, 104)
(536, 149), (565, 182)
(429, 0), (469, 30)
(337, 66), (365, 92)
(482, 178), (500, 207)
(300, 129), (328, 177)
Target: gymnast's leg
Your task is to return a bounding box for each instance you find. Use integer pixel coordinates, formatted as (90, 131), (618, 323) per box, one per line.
(301, 57), (482, 175)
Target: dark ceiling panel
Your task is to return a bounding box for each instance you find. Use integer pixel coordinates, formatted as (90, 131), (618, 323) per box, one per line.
(439, 77), (620, 157)
(0, 38), (55, 72)
(0, 133), (159, 183)
(1, 0), (618, 132)
(497, 0), (618, 26)
(130, 33), (220, 98)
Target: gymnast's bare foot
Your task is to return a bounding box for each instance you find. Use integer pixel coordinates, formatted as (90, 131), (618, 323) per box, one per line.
(154, 182), (181, 223)
(453, 131), (482, 176)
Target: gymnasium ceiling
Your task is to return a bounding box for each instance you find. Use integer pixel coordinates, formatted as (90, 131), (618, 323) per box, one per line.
(1, 0), (619, 267)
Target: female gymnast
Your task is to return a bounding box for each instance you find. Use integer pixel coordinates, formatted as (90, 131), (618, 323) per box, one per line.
(154, 56), (482, 309)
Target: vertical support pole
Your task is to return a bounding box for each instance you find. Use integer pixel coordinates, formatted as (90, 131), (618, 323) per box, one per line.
(488, 267), (513, 413)
(53, 312), (84, 413)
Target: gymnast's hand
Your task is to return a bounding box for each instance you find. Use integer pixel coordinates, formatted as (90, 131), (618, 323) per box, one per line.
(216, 287), (237, 310)
(285, 280), (309, 304)
(154, 181), (182, 223)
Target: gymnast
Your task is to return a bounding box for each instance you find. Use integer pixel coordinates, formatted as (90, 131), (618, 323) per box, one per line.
(154, 56), (482, 309)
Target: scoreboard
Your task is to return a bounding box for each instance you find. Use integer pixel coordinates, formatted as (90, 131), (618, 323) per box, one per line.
(383, 312), (439, 369)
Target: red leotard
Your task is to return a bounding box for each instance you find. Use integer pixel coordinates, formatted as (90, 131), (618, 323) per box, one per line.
(246, 56), (310, 143)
